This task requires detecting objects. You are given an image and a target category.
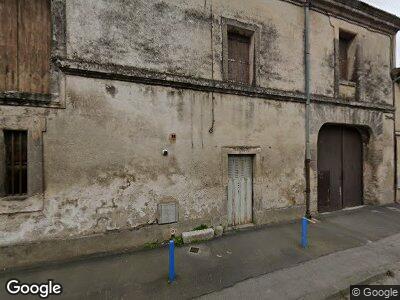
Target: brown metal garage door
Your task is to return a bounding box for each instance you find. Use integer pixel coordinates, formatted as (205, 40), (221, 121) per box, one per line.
(318, 125), (363, 212)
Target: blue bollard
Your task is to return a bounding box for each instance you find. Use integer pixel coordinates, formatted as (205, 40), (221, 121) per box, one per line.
(169, 240), (175, 282)
(301, 217), (308, 248)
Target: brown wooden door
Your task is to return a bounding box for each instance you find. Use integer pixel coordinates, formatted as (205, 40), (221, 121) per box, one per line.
(342, 127), (363, 208)
(318, 126), (343, 212)
(318, 125), (363, 212)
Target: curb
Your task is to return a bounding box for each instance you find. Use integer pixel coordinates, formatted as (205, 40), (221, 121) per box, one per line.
(326, 264), (397, 299)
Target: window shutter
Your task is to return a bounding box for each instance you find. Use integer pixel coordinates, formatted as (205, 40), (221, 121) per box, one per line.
(0, 0), (51, 94)
(228, 33), (251, 84)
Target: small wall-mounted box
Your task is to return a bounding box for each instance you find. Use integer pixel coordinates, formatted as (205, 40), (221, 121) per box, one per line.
(169, 133), (177, 143)
(158, 202), (178, 224)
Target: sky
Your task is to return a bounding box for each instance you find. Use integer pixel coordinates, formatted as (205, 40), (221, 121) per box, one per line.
(361, 0), (400, 66)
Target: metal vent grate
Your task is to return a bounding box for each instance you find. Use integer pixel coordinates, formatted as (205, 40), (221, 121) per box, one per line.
(189, 247), (200, 254)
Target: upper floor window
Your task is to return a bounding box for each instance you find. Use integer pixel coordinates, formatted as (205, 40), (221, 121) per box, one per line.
(222, 19), (259, 86)
(4, 130), (28, 196)
(0, 0), (51, 94)
(339, 30), (357, 83)
(228, 31), (252, 84)
(226, 26), (256, 85)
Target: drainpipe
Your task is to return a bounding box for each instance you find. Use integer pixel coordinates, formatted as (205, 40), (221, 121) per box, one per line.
(304, 0), (312, 218)
(392, 68), (400, 203)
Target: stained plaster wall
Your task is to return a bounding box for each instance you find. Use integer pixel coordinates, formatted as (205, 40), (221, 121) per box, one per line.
(0, 0), (396, 248)
(66, 0), (393, 103)
(0, 76), (305, 245)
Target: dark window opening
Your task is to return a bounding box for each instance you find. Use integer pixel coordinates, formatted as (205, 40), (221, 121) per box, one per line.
(4, 130), (28, 196)
(339, 30), (356, 82)
(228, 30), (253, 84)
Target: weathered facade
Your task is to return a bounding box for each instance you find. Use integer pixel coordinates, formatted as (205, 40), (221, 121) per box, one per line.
(1, 0), (400, 265)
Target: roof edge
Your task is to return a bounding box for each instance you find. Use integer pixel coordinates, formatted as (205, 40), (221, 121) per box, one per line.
(299, 0), (400, 34)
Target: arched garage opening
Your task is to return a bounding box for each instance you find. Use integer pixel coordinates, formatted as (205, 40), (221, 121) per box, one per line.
(317, 124), (364, 213)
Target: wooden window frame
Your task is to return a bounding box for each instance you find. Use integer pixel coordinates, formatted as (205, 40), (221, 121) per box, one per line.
(222, 18), (260, 86)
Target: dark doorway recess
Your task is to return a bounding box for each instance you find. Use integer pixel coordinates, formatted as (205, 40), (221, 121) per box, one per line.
(318, 125), (363, 212)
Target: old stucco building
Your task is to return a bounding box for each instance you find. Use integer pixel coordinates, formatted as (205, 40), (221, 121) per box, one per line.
(1, 0), (400, 265)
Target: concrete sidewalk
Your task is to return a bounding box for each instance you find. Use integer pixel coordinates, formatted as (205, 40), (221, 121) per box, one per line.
(200, 232), (400, 300)
(1, 204), (400, 299)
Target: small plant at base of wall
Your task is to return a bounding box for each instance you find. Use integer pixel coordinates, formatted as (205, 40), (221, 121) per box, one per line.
(173, 236), (184, 247)
(144, 241), (161, 250)
(192, 224), (208, 231)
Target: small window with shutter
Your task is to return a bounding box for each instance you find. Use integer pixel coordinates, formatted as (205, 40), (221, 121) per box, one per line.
(228, 32), (252, 84)
(222, 19), (259, 86)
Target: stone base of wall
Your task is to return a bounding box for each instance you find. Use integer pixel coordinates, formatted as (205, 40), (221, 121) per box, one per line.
(254, 205), (306, 225)
(0, 206), (309, 271)
(0, 217), (219, 271)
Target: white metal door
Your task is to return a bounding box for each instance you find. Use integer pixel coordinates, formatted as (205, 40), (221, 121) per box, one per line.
(228, 155), (253, 226)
